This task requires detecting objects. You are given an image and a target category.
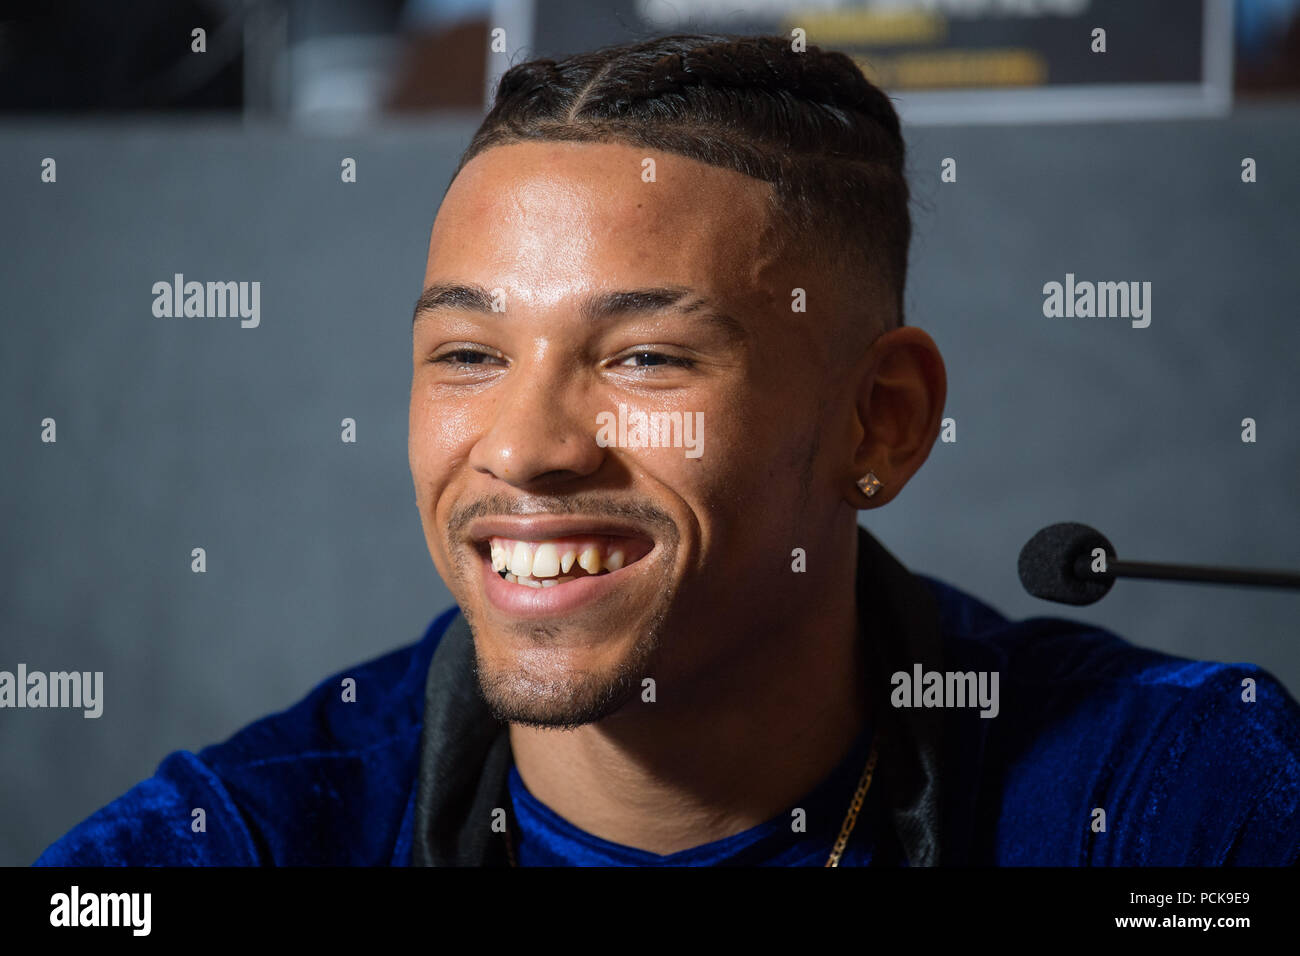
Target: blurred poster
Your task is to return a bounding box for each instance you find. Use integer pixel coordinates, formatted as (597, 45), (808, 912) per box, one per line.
(522, 0), (1234, 122)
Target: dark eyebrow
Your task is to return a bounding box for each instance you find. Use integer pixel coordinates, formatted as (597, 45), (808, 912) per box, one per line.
(413, 282), (748, 343)
(413, 283), (495, 320)
(581, 287), (692, 321)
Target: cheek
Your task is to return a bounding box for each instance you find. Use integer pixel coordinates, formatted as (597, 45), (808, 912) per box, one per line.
(634, 394), (766, 516)
(408, 384), (476, 494)
(690, 392), (812, 512)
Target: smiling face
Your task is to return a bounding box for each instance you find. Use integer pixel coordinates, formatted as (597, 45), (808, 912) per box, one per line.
(409, 139), (866, 728)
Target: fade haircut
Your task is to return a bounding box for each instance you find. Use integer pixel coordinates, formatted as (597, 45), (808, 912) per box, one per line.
(452, 33), (911, 335)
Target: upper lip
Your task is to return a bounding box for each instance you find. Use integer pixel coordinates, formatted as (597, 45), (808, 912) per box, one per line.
(465, 515), (657, 545)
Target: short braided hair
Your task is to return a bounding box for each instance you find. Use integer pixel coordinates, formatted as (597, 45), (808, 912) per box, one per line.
(454, 33), (910, 331)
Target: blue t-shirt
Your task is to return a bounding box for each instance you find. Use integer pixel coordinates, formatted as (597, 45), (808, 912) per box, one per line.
(507, 723), (891, 866)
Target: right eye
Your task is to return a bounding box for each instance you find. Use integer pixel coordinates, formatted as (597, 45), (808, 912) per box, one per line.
(428, 347), (505, 368)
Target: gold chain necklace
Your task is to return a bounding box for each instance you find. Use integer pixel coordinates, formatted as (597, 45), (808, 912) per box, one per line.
(503, 736), (879, 867)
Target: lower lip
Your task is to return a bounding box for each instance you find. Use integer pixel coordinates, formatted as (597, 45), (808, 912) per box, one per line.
(479, 550), (646, 617)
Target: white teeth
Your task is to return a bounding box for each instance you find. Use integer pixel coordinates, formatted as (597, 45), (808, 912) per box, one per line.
(508, 541), (533, 577)
(531, 543), (560, 578)
(500, 571), (575, 588)
(490, 536), (642, 583)
(578, 546), (602, 575)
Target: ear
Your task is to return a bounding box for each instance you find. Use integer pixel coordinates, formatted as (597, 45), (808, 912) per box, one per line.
(846, 327), (947, 509)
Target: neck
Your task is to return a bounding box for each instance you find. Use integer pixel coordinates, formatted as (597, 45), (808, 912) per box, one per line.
(508, 524), (866, 855)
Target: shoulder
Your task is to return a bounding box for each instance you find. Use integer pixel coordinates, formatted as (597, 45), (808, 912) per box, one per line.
(33, 608), (459, 866)
(917, 574), (1300, 865)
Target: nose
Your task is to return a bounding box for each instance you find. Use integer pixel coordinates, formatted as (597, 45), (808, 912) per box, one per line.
(468, 350), (606, 490)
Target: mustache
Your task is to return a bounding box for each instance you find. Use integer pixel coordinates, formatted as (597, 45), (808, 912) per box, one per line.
(445, 493), (680, 543)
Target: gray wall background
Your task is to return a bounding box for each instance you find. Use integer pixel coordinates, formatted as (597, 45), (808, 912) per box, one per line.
(2, 105), (1298, 867)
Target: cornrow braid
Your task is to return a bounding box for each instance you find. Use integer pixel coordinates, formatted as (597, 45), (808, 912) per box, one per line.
(455, 33), (910, 330)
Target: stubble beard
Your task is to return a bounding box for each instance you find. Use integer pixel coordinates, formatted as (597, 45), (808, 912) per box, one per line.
(468, 602), (671, 730)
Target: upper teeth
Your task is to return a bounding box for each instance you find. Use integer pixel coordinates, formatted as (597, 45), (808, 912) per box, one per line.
(489, 538), (631, 578)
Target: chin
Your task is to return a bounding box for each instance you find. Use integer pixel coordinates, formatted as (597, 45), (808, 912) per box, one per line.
(472, 637), (652, 729)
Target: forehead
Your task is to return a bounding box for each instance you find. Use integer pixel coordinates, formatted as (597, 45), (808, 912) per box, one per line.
(425, 140), (788, 308)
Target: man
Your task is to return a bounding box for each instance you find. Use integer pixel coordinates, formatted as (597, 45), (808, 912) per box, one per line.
(36, 33), (1300, 866)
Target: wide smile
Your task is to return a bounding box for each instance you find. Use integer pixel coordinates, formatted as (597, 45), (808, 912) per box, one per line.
(466, 517), (658, 618)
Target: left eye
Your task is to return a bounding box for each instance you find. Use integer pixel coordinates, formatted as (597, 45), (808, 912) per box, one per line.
(437, 349), (497, 365)
(617, 351), (693, 368)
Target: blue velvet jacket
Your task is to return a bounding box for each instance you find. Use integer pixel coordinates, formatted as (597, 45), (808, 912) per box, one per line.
(34, 529), (1300, 866)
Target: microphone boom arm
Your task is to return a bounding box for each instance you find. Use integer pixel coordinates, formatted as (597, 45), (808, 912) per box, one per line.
(1072, 555), (1300, 590)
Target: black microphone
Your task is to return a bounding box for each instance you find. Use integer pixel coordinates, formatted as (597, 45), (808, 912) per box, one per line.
(1017, 522), (1300, 606)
